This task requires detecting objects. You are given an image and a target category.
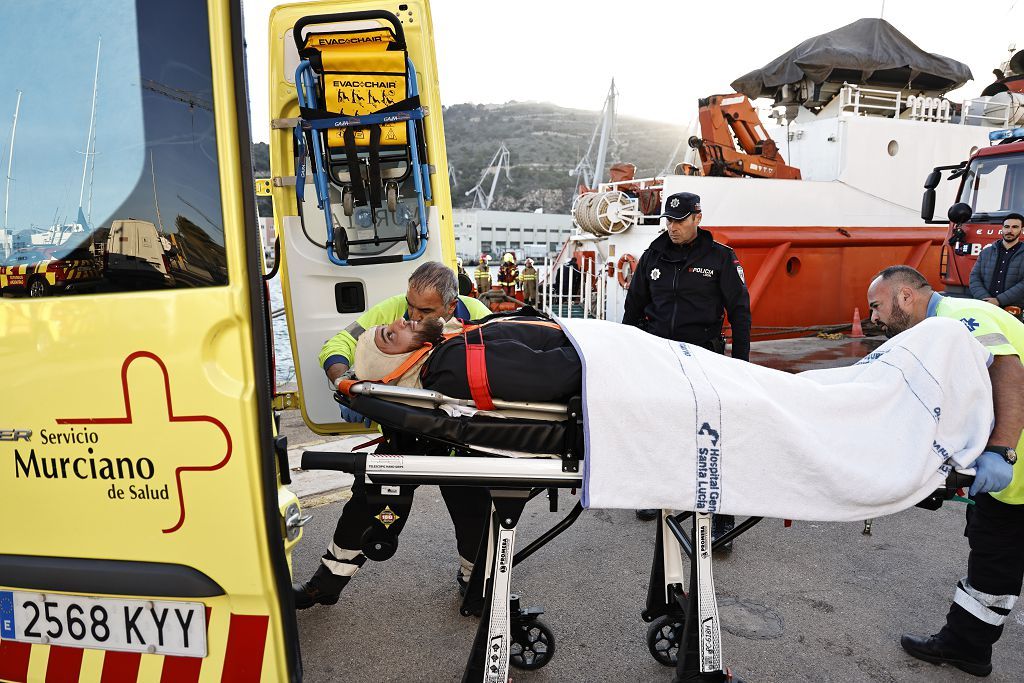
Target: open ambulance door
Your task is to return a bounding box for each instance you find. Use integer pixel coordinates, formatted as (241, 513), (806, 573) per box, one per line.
(266, 0), (456, 433)
(0, 1), (300, 680)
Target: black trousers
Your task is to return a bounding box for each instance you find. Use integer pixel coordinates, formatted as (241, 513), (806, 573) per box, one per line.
(940, 492), (1024, 658)
(319, 432), (492, 587)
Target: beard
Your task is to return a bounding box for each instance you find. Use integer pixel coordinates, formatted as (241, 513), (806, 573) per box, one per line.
(412, 316), (445, 346)
(881, 296), (913, 338)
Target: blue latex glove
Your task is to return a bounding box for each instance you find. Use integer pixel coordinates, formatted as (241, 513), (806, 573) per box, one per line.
(969, 451), (1014, 497)
(339, 404), (372, 428)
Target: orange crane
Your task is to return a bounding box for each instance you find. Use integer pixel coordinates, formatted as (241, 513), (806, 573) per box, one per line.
(688, 94), (801, 180)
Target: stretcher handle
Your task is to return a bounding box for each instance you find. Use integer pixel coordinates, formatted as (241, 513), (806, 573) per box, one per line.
(300, 450), (365, 474)
(946, 467), (975, 491)
(347, 382), (570, 415)
(293, 10), (406, 52)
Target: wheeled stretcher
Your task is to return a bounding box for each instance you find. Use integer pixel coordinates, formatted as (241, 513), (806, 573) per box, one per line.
(292, 11), (431, 266)
(301, 382), (979, 682)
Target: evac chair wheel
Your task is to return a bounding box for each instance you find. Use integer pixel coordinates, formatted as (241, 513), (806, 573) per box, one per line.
(405, 220), (420, 254)
(647, 614), (684, 667)
(385, 181), (398, 213)
(509, 619), (555, 670)
(342, 186), (354, 216)
(332, 225), (349, 261)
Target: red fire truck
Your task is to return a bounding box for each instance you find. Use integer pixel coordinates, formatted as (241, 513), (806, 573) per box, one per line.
(922, 127), (1024, 298)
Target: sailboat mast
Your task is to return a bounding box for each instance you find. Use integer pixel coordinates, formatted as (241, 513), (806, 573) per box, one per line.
(592, 80), (616, 188)
(4, 90), (22, 231)
(151, 152), (164, 232)
(79, 37), (101, 214)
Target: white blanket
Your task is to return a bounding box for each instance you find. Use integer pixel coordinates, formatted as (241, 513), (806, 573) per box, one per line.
(560, 317), (993, 522)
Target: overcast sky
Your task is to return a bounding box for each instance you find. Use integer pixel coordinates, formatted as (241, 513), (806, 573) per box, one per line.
(242, 0), (1020, 143)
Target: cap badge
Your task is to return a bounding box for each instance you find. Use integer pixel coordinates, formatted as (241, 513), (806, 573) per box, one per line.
(669, 198), (680, 208)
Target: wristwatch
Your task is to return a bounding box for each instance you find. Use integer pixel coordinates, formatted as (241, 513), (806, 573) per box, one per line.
(986, 446), (1018, 465)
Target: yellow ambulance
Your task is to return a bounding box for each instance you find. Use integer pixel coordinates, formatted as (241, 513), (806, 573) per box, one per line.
(0, 0), (455, 679)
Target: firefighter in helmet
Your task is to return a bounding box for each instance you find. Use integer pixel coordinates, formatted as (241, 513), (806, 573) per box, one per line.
(498, 252), (519, 297)
(520, 258), (538, 305)
(474, 254), (492, 295)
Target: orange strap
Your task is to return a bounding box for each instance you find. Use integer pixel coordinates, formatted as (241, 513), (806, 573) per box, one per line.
(464, 326), (495, 410)
(335, 378), (360, 396)
(379, 342), (434, 384)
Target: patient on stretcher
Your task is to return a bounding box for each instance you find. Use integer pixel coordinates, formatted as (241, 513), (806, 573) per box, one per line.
(348, 312), (1000, 521)
(352, 313), (581, 402)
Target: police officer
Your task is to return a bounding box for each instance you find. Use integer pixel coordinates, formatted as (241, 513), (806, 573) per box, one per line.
(624, 192), (751, 540)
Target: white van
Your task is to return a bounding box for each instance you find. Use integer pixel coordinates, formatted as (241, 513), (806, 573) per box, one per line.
(104, 218), (171, 285)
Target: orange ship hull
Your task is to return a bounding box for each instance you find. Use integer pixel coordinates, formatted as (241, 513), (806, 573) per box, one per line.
(709, 225), (946, 337)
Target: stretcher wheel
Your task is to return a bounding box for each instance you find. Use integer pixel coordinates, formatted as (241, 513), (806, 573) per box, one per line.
(342, 187), (354, 217)
(647, 614), (684, 667)
(385, 181), (399, 213)
(332, 225), (349, 261)
(509, 619), (555, 670)
(405, 220), (420, 254)
(360, 528), (397, 561)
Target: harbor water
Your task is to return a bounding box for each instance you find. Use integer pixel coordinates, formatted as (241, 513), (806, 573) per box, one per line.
(268, 276), (296, 389)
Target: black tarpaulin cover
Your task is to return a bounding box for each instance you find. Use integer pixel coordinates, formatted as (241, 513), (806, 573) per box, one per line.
(731, 18), (973, 99)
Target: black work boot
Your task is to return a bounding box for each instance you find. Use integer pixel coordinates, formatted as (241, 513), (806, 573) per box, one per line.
(636, 509), (659, 521)
(900, 633), (992, 677)
(293, 565), (348, 610)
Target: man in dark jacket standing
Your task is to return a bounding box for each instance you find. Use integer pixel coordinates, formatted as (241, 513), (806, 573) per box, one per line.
(623, 192), (752, 540)
(969, 213), (1024, 310)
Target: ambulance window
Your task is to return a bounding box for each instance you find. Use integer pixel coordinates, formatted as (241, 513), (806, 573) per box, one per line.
(0, 0), (226, 297)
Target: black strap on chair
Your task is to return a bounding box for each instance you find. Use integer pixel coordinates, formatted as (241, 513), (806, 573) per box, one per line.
(368, 126), (383, 212)
(342, 128), (367, 206)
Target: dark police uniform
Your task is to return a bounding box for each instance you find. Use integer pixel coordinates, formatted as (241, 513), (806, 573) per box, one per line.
(622, 204), (751, 361)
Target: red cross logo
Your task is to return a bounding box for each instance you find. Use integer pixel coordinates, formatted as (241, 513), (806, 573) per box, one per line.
(55, 351), (232, 534)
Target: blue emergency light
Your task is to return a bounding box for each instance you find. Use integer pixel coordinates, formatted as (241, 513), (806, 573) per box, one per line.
(989, 127), (1024, 142)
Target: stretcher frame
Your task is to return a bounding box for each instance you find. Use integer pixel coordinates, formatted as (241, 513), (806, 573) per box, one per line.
(302, 381), (979, 682)
(299, 451), (584, 682)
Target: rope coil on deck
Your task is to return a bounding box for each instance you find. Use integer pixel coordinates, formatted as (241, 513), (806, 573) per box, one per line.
(571, 191), (641, 236)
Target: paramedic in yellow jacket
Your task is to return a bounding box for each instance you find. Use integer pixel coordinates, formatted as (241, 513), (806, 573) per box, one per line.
(498, 252), (519, 297)
(867, 265), (1024, 678)
(295, 261), (491, 609)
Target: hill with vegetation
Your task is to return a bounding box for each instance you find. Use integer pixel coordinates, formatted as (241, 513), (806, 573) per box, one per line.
(252, 101), (687, 215)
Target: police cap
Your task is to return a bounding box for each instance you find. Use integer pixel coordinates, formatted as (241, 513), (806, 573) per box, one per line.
(660, 192), (702, 221)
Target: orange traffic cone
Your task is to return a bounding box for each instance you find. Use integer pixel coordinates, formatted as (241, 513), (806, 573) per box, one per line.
(850, 307), (865, 338)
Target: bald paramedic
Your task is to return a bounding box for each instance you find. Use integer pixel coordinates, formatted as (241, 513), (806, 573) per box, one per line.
(294, 261), (491, 609)
(867, 265), (1024, 678)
